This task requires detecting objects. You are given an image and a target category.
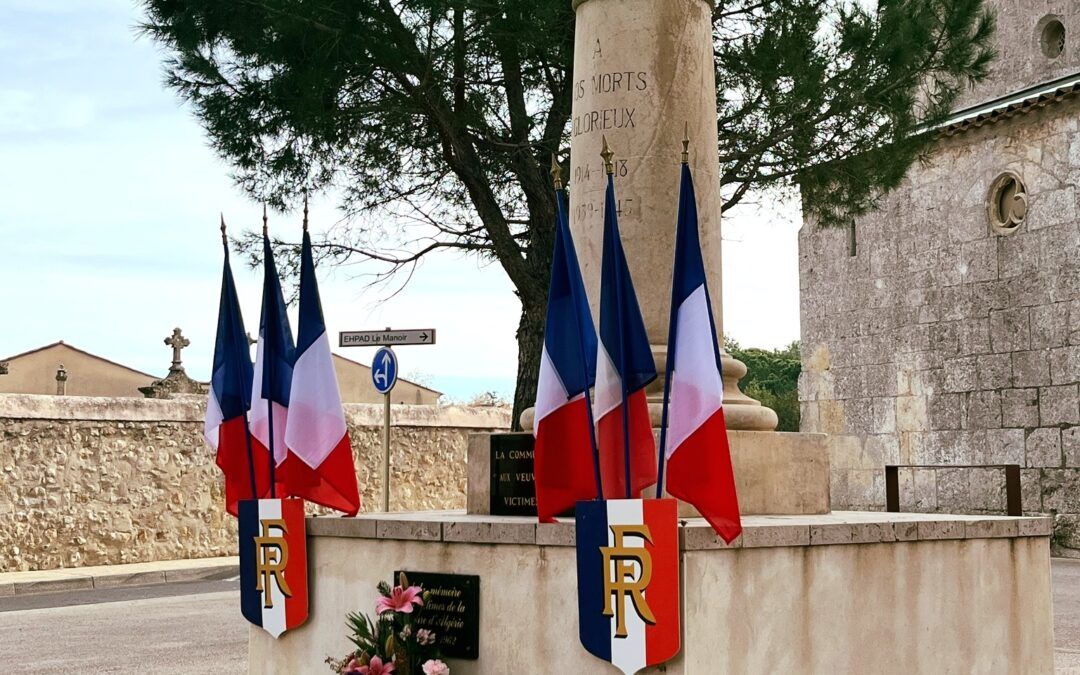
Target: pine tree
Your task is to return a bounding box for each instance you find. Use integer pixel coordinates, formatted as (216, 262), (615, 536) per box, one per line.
(141, 0), (994, 426)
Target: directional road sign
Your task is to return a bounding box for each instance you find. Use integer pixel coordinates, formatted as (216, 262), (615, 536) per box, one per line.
(372, 347), (399, 395)
(340, 329), (435, 348)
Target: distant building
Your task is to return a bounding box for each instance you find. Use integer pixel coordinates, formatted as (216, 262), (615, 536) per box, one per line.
(0, 340), (441, 405)
(0, 341), (157, 397)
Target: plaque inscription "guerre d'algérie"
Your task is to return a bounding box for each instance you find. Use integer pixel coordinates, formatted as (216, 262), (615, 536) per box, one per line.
(394, 571), (479, 660)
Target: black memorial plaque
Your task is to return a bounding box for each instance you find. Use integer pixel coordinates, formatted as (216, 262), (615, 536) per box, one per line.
(394, 571), (479, 660)
(489, 433), (538, 516)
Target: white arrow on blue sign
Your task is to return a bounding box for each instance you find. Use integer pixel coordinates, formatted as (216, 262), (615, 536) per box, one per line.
(372, 347), (398, 394)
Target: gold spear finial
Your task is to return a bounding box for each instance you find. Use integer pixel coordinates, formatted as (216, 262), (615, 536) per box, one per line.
(220, 213), (228, 245)
(550, 154), (563, 190)
(302, 194), (309, 233)
(262, 204), (268, 236)
(681, 122), (690, 164)
(601, 135), (614, 175)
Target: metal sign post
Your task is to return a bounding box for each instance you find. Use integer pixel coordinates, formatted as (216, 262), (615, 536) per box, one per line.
(371, 346), (398, 512)
(382, 392), (391, 511)
(341, 327), (435, 514)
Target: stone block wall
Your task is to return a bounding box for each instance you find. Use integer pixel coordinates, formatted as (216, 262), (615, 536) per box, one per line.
(0, 394), (509, 572)
(953, 0), (1080, 110)
(799, 102), (1080, 553)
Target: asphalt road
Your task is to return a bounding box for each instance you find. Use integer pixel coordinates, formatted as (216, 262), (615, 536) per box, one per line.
(1, 560), (1079, 673)
(0, 579), (247, 674)
(1056, 558), (1080, 672)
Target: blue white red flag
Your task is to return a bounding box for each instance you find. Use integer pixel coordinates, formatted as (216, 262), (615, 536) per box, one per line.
(594, 171), (658, 499)
(238, 498), (309, 637)
(576, 498), (680, 674)
(533, 185), (601, 521)
(249, 218), (295, 492)
(658, 163), (741, 543)
(282, 221), (361, 515)
(205, 218), (270, 516)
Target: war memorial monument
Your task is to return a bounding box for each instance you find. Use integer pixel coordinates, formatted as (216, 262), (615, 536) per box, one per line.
(250, 0), (1056, 672)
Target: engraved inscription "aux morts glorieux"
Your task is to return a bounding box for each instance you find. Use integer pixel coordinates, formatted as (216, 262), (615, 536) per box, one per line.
(572, 70), (649, 137)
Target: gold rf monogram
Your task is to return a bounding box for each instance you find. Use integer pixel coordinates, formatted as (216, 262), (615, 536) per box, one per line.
(601, 524), (657, 638)
(254, 518), (293, 608)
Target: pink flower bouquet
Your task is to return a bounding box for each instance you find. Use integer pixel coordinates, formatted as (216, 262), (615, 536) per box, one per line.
(326, 573), (448, 675)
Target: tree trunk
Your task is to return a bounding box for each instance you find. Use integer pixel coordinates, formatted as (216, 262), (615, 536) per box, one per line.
(511, 301), (546, 431)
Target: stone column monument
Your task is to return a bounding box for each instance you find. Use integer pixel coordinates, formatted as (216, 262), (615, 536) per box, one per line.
(569, 0), (776, 431)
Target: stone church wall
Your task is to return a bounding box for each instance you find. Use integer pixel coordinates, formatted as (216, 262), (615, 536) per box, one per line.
(799, 102), (1080, 553)
(0, 394), (509, 572)
(953, 0), (1080, 110)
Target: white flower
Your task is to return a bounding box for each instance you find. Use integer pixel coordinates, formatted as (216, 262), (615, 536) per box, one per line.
(422, 659), (450, 675)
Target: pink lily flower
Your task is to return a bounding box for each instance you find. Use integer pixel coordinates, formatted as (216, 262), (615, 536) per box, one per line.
(376, 585), (424, 614)
(358, 656), (395, 675)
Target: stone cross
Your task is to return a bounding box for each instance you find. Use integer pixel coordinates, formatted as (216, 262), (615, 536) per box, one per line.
(55, 364), (67, 395)
(165, 327), (190, 374)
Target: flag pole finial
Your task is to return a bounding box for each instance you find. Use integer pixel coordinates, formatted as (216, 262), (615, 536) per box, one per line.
(681, 122), (690, 164)
(550, 153), (563, 190)
(601, 135), (614, 175)
(220, 213), (228, 246)
(302, 194), (309, 233)
(262, 204), (268, 236)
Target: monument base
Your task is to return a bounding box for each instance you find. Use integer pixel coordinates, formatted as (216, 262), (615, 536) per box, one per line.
(249, 511), (1054, 674)
(467, 431), (834, 517)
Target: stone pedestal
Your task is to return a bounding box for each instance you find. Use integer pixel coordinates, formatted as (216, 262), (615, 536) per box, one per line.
(568, 0), (776, 431)
(468, 431), (831, 517)
(249, 511), (1055, 674)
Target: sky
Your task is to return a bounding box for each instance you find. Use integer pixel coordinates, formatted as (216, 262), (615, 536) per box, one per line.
(0, 1), (801, 402)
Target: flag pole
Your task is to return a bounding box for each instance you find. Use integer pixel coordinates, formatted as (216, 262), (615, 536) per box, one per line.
(602, 138), (633, 500)
(263, 205), (277, 499)
(656, 125), (690, 499)
(223, 214), (260, 500)
(551, 154), (604, 500)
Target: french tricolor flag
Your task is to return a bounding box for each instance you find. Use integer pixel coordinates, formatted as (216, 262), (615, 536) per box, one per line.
(594, 170), (658, 499)
(533, 180), (601, 521)
(205, 217), (271, 515)
(658, 162), (742, 543)
(249, 217), (295, 494)
(281, 216), (361, 515)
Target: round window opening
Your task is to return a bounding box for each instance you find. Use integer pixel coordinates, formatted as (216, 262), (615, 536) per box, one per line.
(1041, 18), (1066, 59)
(988, 172), (1028, 234)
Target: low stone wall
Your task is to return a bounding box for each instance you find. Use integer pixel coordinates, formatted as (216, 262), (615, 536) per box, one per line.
(0, 394), (509, 572)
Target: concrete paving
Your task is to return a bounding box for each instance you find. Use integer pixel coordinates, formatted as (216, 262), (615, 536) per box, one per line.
(0, 556), (238, 597)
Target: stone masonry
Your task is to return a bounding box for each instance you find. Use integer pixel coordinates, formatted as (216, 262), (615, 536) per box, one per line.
(799, 37), (1080, 551)
(0, 394), (508, 572)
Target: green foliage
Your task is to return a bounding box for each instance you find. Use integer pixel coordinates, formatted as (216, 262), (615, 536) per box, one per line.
(725, 338), (802, 432)
(336, 576), (441, 675)
(345, 610), (384, 658)
(140, 0), (995, 422)
(715, 0), (996, 224)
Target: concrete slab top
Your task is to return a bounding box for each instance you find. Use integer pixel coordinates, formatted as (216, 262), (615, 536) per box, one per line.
(307, 510), (1053, 551)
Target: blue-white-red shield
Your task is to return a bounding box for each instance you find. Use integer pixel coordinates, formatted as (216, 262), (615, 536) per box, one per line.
(576, 498), (680, 674)
(238, 498), (309, 638)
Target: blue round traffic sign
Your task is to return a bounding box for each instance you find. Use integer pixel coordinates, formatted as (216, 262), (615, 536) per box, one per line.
(372, 347), (398, 394)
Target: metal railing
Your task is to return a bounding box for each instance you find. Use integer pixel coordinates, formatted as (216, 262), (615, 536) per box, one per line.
(884, 464), (1022, 517)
